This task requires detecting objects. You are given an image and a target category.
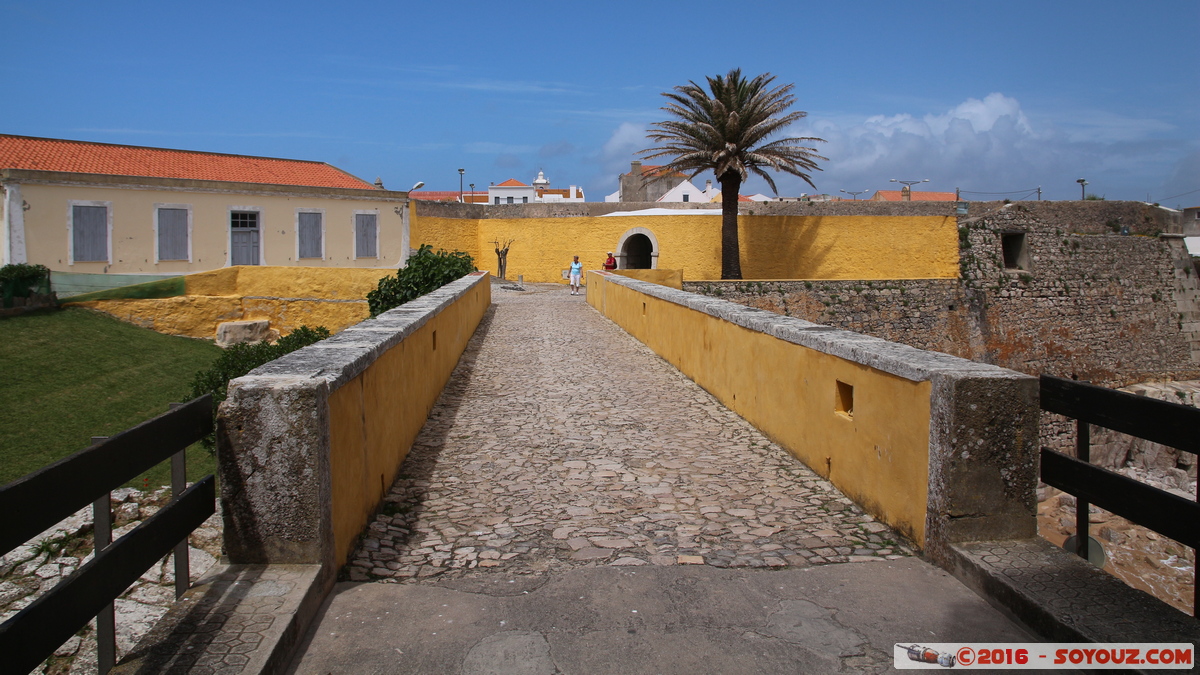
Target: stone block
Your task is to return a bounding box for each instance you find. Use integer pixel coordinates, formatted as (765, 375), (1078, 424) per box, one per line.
(926, 372), (1039, 565)
(218, 375), (333, 566)
(215, 319), (277, 347)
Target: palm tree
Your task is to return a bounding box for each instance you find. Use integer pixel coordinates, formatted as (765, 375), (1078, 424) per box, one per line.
(640, 69), (826, 279)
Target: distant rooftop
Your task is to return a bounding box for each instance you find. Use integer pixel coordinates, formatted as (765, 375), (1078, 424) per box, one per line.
(408, 190), (467, 202)
(0, 134), (377, 190)
(628, 163), (687, 179)
(870, 190), (958, 202)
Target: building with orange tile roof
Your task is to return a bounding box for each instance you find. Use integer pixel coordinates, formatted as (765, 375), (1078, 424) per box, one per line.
(488, 171), (584, 205)
(2, 134), (414, 277)
(869, 188), (959, 202)
(0, 134), (377, 189)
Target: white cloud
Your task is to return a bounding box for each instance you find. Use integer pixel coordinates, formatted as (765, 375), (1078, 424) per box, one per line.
(577, 93), (1188, 201)
(589, 122), (648, 189)
(773, 93), (1186, 200)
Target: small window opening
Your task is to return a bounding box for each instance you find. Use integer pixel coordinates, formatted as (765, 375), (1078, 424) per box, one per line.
(835, 380), (854, 418)
(642, 302), (647, 316)
(432, 330), (437, 351)
(1001, 232), (1028, 270)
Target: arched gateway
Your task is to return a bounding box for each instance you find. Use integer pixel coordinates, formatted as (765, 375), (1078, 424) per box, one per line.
(615, 227), (659, 270)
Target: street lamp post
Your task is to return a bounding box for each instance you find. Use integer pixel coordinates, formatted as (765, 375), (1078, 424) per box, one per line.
(458, 169), (465, 203)
(469, 183), (475, 203)
(1076, 178), (1088, 200)
(840, 189), (868, 200)
(890, 178), (929, 190)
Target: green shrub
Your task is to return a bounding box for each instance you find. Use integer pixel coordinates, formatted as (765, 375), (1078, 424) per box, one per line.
(188, 325), (331, 449)
(0, 263), (50, 305)
(367, 244), (475, 317)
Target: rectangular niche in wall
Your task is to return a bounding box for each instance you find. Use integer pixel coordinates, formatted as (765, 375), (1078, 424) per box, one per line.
(835, 380), (854, 419)
(1001, 232), (1029, 270)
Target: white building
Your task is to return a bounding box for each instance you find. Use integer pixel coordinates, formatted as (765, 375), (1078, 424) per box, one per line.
(656, 179), (719, 204)
(488, 171), (584, 205)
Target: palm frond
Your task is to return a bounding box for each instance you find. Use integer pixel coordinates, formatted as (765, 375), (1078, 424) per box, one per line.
(639, 68), (825, 193)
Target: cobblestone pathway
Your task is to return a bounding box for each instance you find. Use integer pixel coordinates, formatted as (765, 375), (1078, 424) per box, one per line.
(346, 283), (913, 583)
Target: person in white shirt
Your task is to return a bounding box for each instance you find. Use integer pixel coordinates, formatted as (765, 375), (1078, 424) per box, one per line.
(569, 256), (583, 295)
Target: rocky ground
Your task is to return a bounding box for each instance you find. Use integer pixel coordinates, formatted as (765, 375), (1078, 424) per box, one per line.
(0, 486), (222, 674)
(1037, 379), (1199, 617)
(1038, 480), (1196, 616)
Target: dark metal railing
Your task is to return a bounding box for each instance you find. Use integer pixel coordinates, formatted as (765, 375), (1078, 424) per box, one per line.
(1039, 375), (1200, 616)
(0, 395), (215, 674)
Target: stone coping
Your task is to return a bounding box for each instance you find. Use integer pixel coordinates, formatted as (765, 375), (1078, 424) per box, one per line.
(949, 539), (1200, 652)
(594, 271), (1026, 385)
(243, 271), (489, 392)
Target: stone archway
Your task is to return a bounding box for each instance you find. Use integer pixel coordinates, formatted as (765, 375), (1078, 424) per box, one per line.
(615, 227), (659, 270)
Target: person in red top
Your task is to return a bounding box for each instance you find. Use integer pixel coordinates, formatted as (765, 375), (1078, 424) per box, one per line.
(603, 252), (617, 270)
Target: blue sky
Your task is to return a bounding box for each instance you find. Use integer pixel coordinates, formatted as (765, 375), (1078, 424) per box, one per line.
(4, 1), (1197, 205)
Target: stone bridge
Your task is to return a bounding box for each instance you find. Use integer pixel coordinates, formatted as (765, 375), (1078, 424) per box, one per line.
(114, 273), (1199, 674)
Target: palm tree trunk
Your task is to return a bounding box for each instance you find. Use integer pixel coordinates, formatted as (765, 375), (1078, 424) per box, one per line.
(719, 172), (742, 279)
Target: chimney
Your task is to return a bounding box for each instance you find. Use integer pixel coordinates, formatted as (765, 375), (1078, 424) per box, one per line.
(374, 177), (385, 189)
(630, 160), (642, 175)
(901, 185), (911, 202)
(705, 179), (713, 192)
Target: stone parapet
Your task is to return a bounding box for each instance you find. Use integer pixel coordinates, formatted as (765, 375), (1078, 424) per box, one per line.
(686, 203), (1200, 453)
(216, 271), (491, 571)
(589, 271), (1039, 562)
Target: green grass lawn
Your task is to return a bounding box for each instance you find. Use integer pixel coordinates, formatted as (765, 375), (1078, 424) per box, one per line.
(0, 307), (223, 488)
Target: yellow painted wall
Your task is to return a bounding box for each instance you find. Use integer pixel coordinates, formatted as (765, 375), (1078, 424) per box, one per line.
(587, 271), (932, 546)
(18, 182), (408, 275)
(411, 212), (959, 283)
(326, 274), (491, 567)
(740, 216), (958, 280)
(469, 216), (716, 283)
(409, 205), (481, 263)
(612, 268), (683, 289)
(66, 266), (392, 338)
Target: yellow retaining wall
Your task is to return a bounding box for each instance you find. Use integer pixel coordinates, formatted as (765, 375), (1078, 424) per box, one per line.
(67, 266), (392, 338)
(588, 271), (932, 545)
(326, 274), (490, 566)
(409, 206), (482, 263)
(411, 212), (958, 284)
(612, 268), (683, 289)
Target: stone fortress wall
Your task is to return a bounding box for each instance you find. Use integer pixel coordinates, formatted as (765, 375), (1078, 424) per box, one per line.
(685, 200), (1200, 452)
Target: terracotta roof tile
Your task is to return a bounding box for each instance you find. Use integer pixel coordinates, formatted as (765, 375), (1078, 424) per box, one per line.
(408, 191), (464, 201)
(870, 190), (958, 202)
(707, 192), (757, 203)
(495, 178), (529, 187)
(0, 134), (377, 190)
(636, 164), (687, 179)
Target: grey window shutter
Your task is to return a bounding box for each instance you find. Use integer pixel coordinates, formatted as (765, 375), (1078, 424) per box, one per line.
(299, 212), (322, 259)
(356, 213), (377, 258)
(73, 205), (107, 262)
(158, 208), (188, 260)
